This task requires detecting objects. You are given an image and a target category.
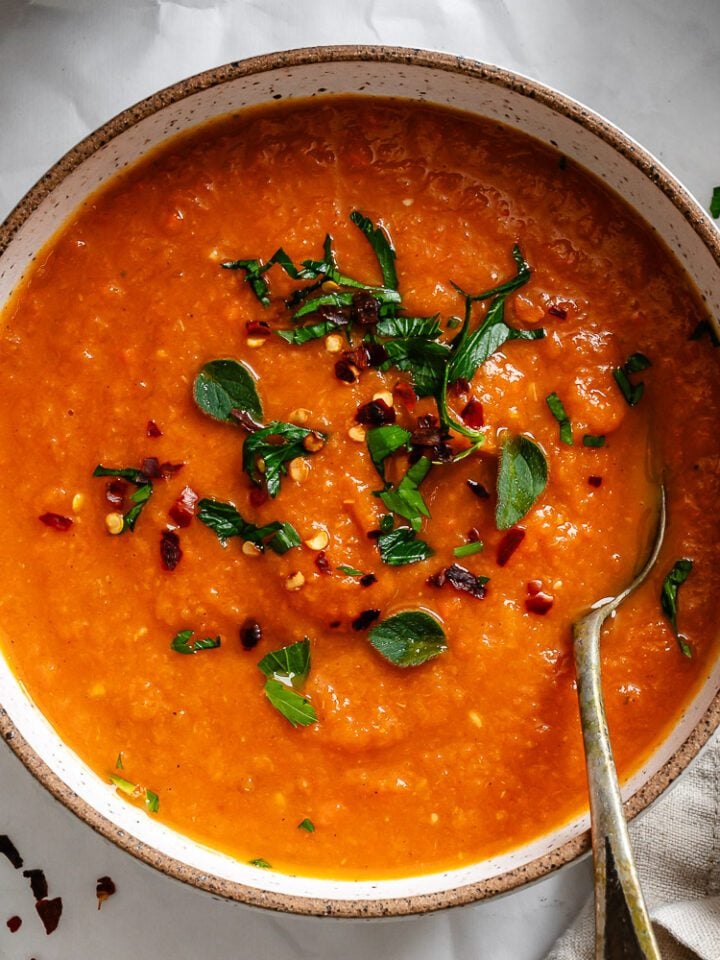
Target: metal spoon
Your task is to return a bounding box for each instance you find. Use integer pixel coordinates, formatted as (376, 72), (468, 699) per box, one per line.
(572, 486), (666, 959)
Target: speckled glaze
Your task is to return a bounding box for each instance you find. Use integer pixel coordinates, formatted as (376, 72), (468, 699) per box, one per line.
(1, 46), (719, 919)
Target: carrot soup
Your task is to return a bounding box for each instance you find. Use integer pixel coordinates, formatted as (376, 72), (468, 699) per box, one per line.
(0, 97), (719, 879)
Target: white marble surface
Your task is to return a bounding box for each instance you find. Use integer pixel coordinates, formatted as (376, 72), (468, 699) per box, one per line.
(0, 1), (718, 958)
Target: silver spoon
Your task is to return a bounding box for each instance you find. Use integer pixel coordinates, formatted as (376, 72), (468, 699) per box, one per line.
(572, 486), (666, 959)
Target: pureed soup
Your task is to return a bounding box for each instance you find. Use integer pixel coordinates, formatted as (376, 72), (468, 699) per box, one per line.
(1, 97), (719, 880)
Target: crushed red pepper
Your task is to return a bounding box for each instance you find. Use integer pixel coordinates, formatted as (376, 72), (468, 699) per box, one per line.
(496, 528), (526, 566)
(95, 875), (116, 910)
(38, 513), (72, 532)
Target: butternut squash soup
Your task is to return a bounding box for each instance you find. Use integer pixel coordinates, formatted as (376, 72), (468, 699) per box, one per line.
(1, 97), (719, 879)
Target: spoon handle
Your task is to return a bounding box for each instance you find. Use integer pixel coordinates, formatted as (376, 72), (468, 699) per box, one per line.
(574, 613), (662, 960)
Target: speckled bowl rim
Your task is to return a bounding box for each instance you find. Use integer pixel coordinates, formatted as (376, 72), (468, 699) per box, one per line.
(1, 45), (720, 919)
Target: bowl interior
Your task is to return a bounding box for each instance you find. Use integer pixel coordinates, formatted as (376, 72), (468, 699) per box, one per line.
(1, 47), (719, 917)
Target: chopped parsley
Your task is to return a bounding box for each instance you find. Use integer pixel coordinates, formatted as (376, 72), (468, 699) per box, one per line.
(198, 498), (301, 555)
(660, 559), (694, 658)
(257, 638), (317, 727)
(109, 774), (160, 814)
(377, 525), (434, 566)
(613, 352), (651, 406)
(453, 541), (485, 558)
(193, 359), (263, 423)
(583, 434), (606, 448)
(710, 186), (720, 219)
(170, 630), (221, 655)
(243, 421), (327, 497)
(545, 392), (573, 445)
(369, 611), (447, 667)
(297, 818), (315, 833)
(495, 434), (548, 530)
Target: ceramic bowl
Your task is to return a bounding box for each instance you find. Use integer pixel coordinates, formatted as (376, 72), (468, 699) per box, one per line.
(1, 46), (719, 918)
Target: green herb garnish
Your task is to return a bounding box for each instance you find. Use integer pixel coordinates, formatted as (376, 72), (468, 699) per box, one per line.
(297, 818), (315, 833)
(369, 611), (447, 667)
(366, 425), (412, 482)
(337, 565), (364, 577)
(379, 456), (431, 530)
(376, 315), (442, 339)
(495, 434), (548, 530)
(243, 421), (327, 497)
(170, 629), (221, 655)
(383, 337), (450, 398)
(109, 774), (160, 814)
(583, 434), (606, 448)
(115, 752), (124, 770)
(193, 359), (263, 423)
(453, 541), (485, 558)
(258, 639), (317, 727)
(257, 637), (310, 688)
(613, 352), (651, 406)
(660, 558), (693, 658)
(377, 525), (434, 566)
(349, 210), (398, 290)
(249, 858), (272, 869)
(198, 498), (301, 554)
(710, 186), (720, 219)
(545, 392), (573, 445)
(276, 318), (343, 345)
(93, 465), (154, 533)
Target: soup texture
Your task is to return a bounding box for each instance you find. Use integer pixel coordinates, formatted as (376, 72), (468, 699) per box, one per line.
(1, 98), (719, 879)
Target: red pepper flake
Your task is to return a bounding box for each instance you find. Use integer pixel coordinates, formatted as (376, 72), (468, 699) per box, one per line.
(350, 291), (381, 326)
(140, 458), (184, 481)
(467, 527), (482, 543)
(467, 479), (490, 499)
(38, 513), (73, 532)
(35, 897), (62, 936)
(169, 486), (198, 528)
(23, 869), (48, 900)
(359, 573), (377, 588)
(6, 916), (21, 933)
(249, 487), (268, 508)
(96, 875), (116, 910)
(548, 305), (568, 319)
(526, 579), (543, 596)
(351, 609), (381, 631)
(314, 551), (331, 574)
(0, 835), (23, 869)
(461, 398), (484, 429)
(160, 530), (182, 571)
(452, 377), (471, 396)
(496, 528), (525, 567)
(410, 414), (453, 462)
(355, 398), (396, 426)
(526, 591), (554, 614)
(105, 479), (127, 508)
(240, 618), (262, 651)
(392, 380), (417, 412)
(246, 319), (271, 338)
(588, 475), (603, 488)
(334, 358), (360, 383)
(427, 563), (489, 599)
(146, 420), (162, 438)
(329, 620), (341, 629)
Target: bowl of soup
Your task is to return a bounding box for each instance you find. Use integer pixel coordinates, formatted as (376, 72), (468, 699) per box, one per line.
(1, 46), (719, 917)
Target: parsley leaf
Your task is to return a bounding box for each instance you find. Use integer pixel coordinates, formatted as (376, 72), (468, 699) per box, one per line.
(377, 525), (434, 566)
(257, 638), (311, 688)
(170, 629), (221, 655)
(369, 611), (447, 667)
(337, 565), (364, 577)
(496, 434), (548, 530)
(376, 315), (442, 339)
(297, 818), (315, 833)
(122, 483), (153, 532)
(243, 421), (327, 497)
(249, 857), (272, 869)
(276, 318), (343, 345)
(197, 498), (301, 554)
(383, 338), (450, 397)
(258, 639), (317, 727)
(366, 425), (412, 481)
(379, 456), (432, 530)
(661, 558), (694, 658)
(263, 679), (317, 728)
(613, 352), (651, 406)
(193, 359), (263, 423)
(350, 210), (398, 290)
(448, 295), (544, 385)
(451, 245), (532, 304)
(583, 434), (606, 448)
(546, 392), (573, 445)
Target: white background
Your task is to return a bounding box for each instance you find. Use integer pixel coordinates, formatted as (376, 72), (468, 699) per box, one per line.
(0, 1), (718, 958)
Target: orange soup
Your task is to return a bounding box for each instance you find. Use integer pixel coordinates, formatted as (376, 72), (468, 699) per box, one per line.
(1, 97), (719, 879)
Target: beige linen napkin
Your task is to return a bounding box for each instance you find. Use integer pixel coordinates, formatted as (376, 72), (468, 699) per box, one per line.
(546, 732), (720, 960)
